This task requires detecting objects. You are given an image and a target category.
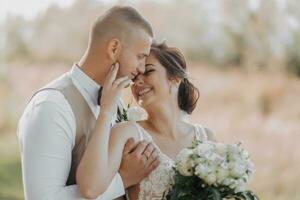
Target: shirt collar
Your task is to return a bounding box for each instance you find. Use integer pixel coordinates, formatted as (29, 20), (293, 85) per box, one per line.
(70, 64), (101, 108)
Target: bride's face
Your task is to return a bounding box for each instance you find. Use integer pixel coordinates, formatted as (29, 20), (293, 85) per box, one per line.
(131, 53), (172, 108)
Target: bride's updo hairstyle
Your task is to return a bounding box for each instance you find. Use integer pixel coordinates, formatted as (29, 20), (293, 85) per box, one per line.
(150, 41), (200, 114)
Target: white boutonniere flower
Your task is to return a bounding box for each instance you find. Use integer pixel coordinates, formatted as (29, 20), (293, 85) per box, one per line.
(116, 104), (145, 123)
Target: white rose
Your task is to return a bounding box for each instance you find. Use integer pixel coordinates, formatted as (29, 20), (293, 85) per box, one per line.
(207, 162), (218, 174)
(215, 143), (227, 156)
(127, 106), (145, 121)
(245, 160), (255, 175)
(195, 164), (210, 178)
(235, 185), (246, 193)
(195, 142), (215, 158)
(216, 168), (229, 182)
(240, 149), (249, 159)
(222, 178), (234, 187)
(229, 162), (246, 178)
(205, 173), (217, 185)
(227, 144), (240, 156)
(176, 148), (194, 176)
(229, 180), (239, 189)
(234, 179), (247, 193)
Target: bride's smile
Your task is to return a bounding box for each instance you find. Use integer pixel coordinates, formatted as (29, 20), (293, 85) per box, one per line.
(131, 53), (175, 108)
(135, 86), (153, 99)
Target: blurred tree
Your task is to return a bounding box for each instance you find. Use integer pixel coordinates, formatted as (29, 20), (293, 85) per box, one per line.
(1, 0), (300, 76)
(1, 16), (32, 62)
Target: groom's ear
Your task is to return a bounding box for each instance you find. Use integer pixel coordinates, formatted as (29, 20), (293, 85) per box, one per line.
(107, 38), (122, 62)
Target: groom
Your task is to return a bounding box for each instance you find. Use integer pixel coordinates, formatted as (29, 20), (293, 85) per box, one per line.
(18, 6), (159, 200)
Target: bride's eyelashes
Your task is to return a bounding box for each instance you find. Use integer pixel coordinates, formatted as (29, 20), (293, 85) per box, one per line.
(144, 69), (155, 76)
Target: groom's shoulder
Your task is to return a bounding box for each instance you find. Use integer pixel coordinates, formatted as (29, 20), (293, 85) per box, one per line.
(25, 87), (72, 119)
(30, 89), (65, 106)
(29, 74), (70, 107)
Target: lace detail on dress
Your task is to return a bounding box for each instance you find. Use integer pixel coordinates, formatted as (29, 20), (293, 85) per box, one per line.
(138, 152), (175, 200)
(128, 122), (208, 200)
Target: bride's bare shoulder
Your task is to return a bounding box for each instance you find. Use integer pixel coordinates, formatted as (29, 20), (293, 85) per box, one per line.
(110, 121), (141, 142)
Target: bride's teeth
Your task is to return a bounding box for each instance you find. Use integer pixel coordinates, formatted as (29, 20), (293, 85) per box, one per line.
(138, 88), (151, 96)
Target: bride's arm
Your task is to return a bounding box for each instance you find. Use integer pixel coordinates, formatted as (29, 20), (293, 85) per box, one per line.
(76, 65), (159, 199)
(76, 113), (136, 198)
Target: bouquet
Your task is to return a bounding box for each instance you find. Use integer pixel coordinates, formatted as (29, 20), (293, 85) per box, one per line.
(165, 140), (259, 200)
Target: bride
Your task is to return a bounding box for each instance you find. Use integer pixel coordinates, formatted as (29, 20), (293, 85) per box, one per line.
(77, 41), (216, 199)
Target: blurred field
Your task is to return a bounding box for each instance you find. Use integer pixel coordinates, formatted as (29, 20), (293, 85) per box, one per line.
(189, 64), (300, 200)
(1, 1), (300, 199)
(0, 62), (299, 200)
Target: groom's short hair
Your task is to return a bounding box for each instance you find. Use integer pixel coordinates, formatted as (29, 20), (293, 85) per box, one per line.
(90, 6), (153, 46)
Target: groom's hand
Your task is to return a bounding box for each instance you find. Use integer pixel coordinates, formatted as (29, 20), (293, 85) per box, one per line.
(100, 62), (132, 117)
(119, 138), (160, 188)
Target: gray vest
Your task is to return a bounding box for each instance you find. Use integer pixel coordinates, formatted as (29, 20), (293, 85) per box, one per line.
(30, 74), (96, 186)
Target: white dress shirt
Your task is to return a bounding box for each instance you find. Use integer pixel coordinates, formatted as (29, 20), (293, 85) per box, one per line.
(17, 65), (125, 200)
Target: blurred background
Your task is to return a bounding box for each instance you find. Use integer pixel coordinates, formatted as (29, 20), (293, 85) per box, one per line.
(0, 0), (299, 199)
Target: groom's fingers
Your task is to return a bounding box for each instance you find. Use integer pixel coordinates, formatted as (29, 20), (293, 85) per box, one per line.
(133, 140), (149, 155)
(142, 143), (155, 159)
(146, 149), (159, 165)
(145, 158), (160, 176)
(118, 78), (132, 89)
(113, 76), (129, 86)
(104, 63), (115, 86)
(123, 137), (136, 155)
(106, 62), (119, 86)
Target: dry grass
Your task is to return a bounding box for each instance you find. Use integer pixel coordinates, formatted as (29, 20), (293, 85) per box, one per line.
(0, 63), (299, 199)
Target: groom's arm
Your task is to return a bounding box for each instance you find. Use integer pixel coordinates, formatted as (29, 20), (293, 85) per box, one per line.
(18, 91), (124, 200)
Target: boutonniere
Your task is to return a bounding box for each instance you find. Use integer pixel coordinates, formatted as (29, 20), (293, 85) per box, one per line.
(116, 104), (145, 123)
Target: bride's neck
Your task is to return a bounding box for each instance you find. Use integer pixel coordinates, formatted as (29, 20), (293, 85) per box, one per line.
(146, 101), (186, 139)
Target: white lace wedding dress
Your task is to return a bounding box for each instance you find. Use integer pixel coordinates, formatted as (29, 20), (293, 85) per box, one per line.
(126, 122), (209, 200)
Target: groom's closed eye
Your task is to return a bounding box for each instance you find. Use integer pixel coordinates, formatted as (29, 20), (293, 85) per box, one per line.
(144, 69), (155, 76)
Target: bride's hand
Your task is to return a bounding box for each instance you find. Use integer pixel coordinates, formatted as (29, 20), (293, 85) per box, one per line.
(100, 62), (132, 117)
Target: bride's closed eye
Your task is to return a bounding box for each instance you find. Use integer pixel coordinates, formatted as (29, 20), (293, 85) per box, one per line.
(144, 69), (155, 76)
(144, 64), (155, 76)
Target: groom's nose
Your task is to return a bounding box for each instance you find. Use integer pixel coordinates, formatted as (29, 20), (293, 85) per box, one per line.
(137, 65), (145, 74)
(134, 74), (144, 85)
